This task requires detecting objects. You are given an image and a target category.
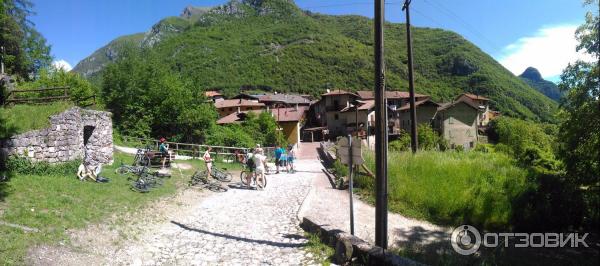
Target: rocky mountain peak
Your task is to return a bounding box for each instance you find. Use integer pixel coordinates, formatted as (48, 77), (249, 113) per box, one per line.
(520, 67), (544, 81)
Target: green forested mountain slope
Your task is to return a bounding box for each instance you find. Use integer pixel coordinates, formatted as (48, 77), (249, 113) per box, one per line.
(73, 0), (557, 121)
(519, 67), (562, 101)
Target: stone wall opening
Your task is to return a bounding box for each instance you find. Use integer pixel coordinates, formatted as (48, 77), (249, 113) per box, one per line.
(83, 125), (95, 146)
(0, 107), (113, 166)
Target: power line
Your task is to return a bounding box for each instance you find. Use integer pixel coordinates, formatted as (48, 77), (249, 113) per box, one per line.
(422, 0), (504, 53)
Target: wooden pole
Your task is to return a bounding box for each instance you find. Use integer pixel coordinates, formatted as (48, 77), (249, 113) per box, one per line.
(403, 0), (419, 153)
(374, 0), (389, 249)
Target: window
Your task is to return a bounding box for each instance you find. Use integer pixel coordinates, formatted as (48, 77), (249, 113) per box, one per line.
(334, 114), (339, 120)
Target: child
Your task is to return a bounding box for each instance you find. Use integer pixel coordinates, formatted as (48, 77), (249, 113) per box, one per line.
(287, 145), (296, 173)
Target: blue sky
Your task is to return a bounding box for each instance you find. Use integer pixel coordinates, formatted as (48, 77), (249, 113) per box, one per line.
(32, 0), (594, 81)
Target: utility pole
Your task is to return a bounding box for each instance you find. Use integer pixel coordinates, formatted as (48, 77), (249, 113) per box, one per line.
(1, 46), (5, 74)
(374, 0), (388, 249)
(403, 0), (419, 153)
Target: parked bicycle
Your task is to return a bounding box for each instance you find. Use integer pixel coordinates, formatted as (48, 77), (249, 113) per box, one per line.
(115, 164), (146, 175)
(133, 146), (152, 166)
(210, 166), (233, 182)
(130, 169), (167, 193)
(240, 164), (267, 189)
(189, 170), (228, 192)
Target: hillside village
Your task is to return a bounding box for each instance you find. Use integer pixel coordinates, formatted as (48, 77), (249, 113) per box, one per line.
(0, 0), (598, 265)
(209, 89), (500, 150)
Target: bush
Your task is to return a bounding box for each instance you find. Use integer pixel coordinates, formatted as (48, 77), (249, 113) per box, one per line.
(390, 134), (411, 152)
(5, 156), (81, 176)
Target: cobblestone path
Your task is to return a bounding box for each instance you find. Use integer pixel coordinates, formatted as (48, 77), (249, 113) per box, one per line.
(110, 161), (316, 266)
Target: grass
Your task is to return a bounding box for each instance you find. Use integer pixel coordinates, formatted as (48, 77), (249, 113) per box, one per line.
(304, 232), (335, 265)
(0, 102), (73, 139)
(357, 151), (529, 230)
(0, 151), (201, 264)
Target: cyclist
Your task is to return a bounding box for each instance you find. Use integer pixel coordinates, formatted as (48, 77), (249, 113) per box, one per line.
(274, 144), (285, 174)
(241, 149), (256, 187)
(252, 148), (267, 189)
(159, 138), (169, 169)
(287, 144), (296, 173)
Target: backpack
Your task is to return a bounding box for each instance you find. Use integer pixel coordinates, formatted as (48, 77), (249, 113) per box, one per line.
(246, 154), (256, 168)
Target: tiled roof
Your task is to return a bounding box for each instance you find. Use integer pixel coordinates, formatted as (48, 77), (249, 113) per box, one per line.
(397, 99), (439, 111)
(438, 99), (480, 111)
(257, 94), (311, 105)
(214, 99), (265, 109)
(216, 106), (308, 124)
(270, 106), (309, 122)
(356, 90), (428, 100)
(340, 100), (375, 112)
(205, 91), (223, 97)
(459, 93), (490, 101)
(216, 110), (262, 124)
(321, 90), (358, 97)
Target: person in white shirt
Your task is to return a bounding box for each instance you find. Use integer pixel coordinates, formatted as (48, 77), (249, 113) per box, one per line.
(252, 148), (267, 189)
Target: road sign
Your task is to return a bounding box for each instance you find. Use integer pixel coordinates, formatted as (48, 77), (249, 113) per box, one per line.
(338, 136), (364, 165)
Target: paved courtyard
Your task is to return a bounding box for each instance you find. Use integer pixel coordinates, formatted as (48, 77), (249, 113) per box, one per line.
(108, 162), (317, 266)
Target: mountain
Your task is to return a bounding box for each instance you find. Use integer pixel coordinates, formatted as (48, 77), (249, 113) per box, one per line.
(519, 67), (562, 101)
(73, 0), (557, 122)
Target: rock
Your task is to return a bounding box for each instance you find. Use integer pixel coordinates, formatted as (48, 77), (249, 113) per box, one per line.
(334, 236), (353, 265)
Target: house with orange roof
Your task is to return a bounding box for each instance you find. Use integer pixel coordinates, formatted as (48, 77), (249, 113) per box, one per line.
(214, 99), (265, 118)
(204, 90), (224, 102)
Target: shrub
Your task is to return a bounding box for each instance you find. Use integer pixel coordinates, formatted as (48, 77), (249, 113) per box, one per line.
(5, 156), (81, 176)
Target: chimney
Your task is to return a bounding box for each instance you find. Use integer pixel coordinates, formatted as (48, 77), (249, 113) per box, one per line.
(294, 104), (298, 111)
(237, 106), (241, 113)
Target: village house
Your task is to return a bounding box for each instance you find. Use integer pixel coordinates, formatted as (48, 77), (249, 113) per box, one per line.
(231, 93), (311, 108)
(392, 99), (440, 134)
(434, 99), (481, 149)
(455, 93), (493, 126)
(308, 90), (360, 138)
(204, 90), (224, 102)
(216, 106), (308, 149)
(214, 99), (265, 118)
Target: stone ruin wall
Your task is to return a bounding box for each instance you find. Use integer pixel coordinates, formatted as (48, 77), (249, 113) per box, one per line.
(0, 107), (113, 166)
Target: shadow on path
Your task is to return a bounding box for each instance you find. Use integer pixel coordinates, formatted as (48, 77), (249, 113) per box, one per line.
(171, 221), (307, 248)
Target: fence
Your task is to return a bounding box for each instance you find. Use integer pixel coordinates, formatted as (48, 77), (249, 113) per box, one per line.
(3, 86), (96, 107)
(121, 136), (275, 162)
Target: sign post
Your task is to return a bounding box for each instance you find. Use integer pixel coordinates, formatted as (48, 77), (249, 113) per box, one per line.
(338, 136), (363, 235)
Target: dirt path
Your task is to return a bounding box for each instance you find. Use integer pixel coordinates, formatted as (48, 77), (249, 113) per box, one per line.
(298, 159), (451, 249)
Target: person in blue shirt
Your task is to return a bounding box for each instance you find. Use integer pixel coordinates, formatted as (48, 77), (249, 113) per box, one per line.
(274, 145), (285, 174)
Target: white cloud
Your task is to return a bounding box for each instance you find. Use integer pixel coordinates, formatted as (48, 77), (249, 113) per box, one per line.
(52, 59), (73, 72)
(498, 25), (595, 79)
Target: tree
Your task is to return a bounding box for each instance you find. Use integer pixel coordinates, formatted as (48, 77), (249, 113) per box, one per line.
(558, 0), (599, 228)
(0, 0), (52, 79)
(19, 66), (95, 106)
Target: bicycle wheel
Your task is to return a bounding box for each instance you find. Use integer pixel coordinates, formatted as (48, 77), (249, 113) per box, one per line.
(131, 181), (150, 193)
(116, 166), (128, 175)
(240, 171), (250, 186)
(221, 172), (233, 182)
(207, 183), (228, 192)
(256, 175), (267, 189)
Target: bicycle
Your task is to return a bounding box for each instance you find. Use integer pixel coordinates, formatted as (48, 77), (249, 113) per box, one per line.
(189, 170), (228, 192)
(240, 164), (267, 189)
(115, 164), (146, 175)
(133, 146), (151, 166)
(210, 166), (233, 182)
(130, 170), (165, 193)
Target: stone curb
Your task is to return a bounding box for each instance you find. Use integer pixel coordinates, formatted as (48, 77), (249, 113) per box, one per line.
(300, 216), (423, 266)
